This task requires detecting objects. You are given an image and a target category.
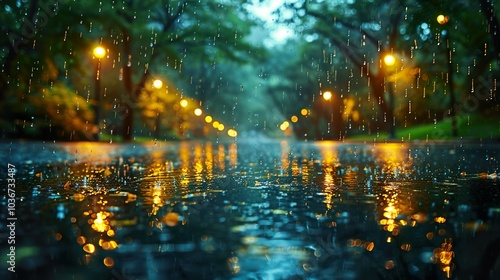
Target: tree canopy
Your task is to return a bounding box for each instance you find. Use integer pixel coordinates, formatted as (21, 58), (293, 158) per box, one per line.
(1, 0), (498, 141)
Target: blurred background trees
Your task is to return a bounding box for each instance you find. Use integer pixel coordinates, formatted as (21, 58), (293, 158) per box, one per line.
(1, 0), (498, 141)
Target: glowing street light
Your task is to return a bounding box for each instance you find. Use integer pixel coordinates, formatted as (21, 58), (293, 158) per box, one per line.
(300, 108), (308, 116)
(180, 99), (188, 108)
(323, 91), (332, 101)
(436, 14), (449, 25)
(93, 46), (106, 59)
(291, 115), (298, 123)
(205, 115), (213, 123)
(92, 46), (106, 141)
(194, 108), (203, 116)
(384, 53), (397, 139)
(384, 54), (396, 67)
(280, 121), (290, 131)
(152, 79), (163, 89)
(227, 129), (238, 138)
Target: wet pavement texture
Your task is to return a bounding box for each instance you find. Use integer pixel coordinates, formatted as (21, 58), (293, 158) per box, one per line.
(1, 140), (499, 280)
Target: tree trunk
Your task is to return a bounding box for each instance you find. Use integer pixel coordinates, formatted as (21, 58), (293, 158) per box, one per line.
(122, 31), (134, 141)
(371, 73), (393, 137)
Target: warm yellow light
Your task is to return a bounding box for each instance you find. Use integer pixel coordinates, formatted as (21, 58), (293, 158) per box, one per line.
(323, 91), (332, 101)
(194, 108), (203, 116)
(93, 46), (106, 59)
(437, 14), (449, 25)
(300, 109), (308, 116)
(384, 54), (396, 66)
(212, 121), (220, 128)
(83, 243), (96, 254)
(280, 123), (287, 131)
(218, 123), (225, 131)
(205, 115), (213, 123)
(434, 216), (447, 224)
(152, 79), (163, 89)
(227, 129), (238, 137)
(282, 121), (290, 128)
(291, 115), (298, 123)
(180, 99), (188, 107)
(103, 257), (115, 267)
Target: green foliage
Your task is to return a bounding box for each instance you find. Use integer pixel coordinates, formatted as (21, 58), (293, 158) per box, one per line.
(5, 83), (94, 140)
(1, 0), (499, 140)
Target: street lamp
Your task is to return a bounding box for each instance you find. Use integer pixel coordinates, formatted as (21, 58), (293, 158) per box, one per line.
(384, 53), (396, 139)
(152, 79), (163, 89)
(152, 78), (163, 138)
(323, 91), (332, 101)
(437, 14), (458, 137)
(194, 108), (203, 116)
(93, 46), (106, 141)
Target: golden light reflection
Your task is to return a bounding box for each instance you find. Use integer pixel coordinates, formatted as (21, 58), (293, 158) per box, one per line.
(318, 144), (340, 210)
(103, 257), (115, 267)
(205, 142), (213, 181)
(91, 211), (113, 233)
(437, 14), (450, 25)
(217, 144), (226, 170)
(180, 143), (190, 186)
(434, 216), (447, 223)
(291, 158), (301, 177)
(99, 239), (118, 250)
(374, 143), (412, 178)
(432, 238), (454, 278)
(83, 243), (96, 254)
(162, 212), (180, 227)
(301, 159), (311, 184)
(385, 260), (395, 270)
(60, 142), (115, 164)
(280, 141), (290, 176)
(229, 143), (238, 168)
(194, 143), (204, 183)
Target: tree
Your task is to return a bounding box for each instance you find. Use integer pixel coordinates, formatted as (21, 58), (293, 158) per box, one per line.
(273, 0), (414, 138)
(94, 0), (263, 141)
(0, 0), (99, 139)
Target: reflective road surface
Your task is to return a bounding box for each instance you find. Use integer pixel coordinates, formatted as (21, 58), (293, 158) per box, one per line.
(1, 140), (499, 279)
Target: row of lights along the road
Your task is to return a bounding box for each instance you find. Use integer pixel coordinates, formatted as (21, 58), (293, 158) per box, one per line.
(152, 78), (237, 138)
(279, 107), (310, 132)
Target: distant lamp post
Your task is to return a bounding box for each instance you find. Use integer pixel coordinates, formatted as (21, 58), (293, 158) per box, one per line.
(152, 79), (163, 89)
(323, 91), (332, 101)
(93, 46), (106, 141)
(437, 14), (458, 137)
(180, 99), (188, 108)
(152, 78), (163, 138)
(384, 53), (397, 139)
